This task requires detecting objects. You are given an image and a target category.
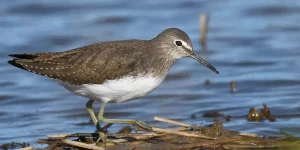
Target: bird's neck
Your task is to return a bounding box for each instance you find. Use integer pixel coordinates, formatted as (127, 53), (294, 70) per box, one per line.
(153, 54), (176, 78)
(144, 40), (177, 79)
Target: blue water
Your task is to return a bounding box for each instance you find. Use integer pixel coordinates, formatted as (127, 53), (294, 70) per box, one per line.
(1, 0), (300, 146)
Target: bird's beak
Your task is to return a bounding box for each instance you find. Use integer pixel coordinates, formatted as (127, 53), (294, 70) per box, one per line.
(189, 51), (219, 74)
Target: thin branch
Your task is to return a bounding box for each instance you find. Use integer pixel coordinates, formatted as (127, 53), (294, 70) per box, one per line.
(111, 139), (128, 143)
(17, 146), (34, 150)
(239, 132), (259, 137)
(107, 133), (162, 140)
(48, 134), (69, 139)
(61, 139), (104, 150)
(48, 133), (99, 139)
(154, 117), (202, 129)
(152, 127), (218, 140)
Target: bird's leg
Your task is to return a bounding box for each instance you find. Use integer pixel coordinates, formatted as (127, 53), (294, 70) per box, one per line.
(98, 102), (153, 131)
(86, 99), (106, 143)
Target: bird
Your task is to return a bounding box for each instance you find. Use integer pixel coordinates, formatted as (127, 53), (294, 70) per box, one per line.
(8, 28), (219, 142)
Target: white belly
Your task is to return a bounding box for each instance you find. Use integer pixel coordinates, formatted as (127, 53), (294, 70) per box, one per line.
(58, 76), (163, 103)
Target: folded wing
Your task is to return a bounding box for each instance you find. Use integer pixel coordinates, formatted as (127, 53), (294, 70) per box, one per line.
(8, 41), (142, 85)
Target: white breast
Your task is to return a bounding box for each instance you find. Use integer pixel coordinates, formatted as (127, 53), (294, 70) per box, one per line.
(58, 76), (164, 103)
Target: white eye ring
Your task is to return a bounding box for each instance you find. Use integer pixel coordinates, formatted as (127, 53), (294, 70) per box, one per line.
(174, 40), (182, 47)
(173, 40), (192, 51)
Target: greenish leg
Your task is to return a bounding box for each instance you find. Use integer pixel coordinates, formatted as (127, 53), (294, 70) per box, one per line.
(97, 102), (153, 131)
(86, 99), (106, 143)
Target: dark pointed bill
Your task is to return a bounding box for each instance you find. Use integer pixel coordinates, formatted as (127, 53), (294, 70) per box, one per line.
(189, 52), (219, 74)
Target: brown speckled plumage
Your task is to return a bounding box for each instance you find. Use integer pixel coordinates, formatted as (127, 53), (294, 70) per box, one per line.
(8, 28), (219, 132)
(8, 28), (191, 85)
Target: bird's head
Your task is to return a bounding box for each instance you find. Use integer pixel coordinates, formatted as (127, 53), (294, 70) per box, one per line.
(154, 28), (219, 74)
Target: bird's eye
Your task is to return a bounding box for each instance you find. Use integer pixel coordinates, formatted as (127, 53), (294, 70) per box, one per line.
(175, 41), (182, 46)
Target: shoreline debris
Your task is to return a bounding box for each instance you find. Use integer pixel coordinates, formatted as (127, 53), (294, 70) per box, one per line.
(200, 13), (209, 50)
(247, 107), (263, 122)
(261, 103), (276, 122)
(230, 81), (237, 93)
(14, 116), (297, 150)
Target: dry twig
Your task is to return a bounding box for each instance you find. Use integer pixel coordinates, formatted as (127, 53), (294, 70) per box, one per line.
(154, 116), (202, 129)
(17, 146), (34, 150)
(152, 127), (217, 140)
(61, 139), (104, 150)
(38, 116), (300, 150)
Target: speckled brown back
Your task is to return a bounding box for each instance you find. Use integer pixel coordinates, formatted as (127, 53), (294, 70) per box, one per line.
(9, 40), (175, 85)
(8, 28), (191, 85)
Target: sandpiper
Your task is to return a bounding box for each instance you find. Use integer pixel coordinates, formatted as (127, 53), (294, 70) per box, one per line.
(8, 28), (219, 141)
